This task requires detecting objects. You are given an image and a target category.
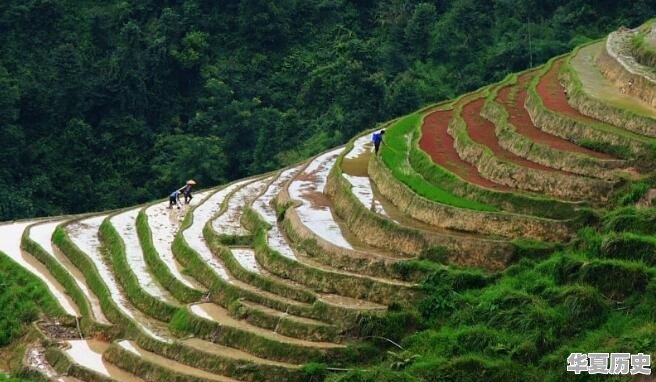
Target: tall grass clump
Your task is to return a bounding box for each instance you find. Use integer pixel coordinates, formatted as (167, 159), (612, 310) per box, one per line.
(602, 206), (656, 234)
(0, 253), (63, 346)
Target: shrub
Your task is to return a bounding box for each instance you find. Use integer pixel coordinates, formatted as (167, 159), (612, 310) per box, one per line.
(552, 285), (608, 334)
(453, 326), (507, 356)
(618, 182), (650, 206)
(419, 247), (450, 264)
(301, 362), (328, 381)
(356, 310), (422, 341)
(603, 207), (656, 234)
(552, 252), (650, 300)
(578, 140), (632, 159)
(409, 355), (540, 382)
(511, 239), (560, 261)
(462, 290), (561, 335)
(390, 260), (441, 282)
(418, 288), (460, 321)
(326, 367), (419, 382)
(599, 233), (656, 265)
(509, 340), (540, 363)
(424, 268), (492, 291)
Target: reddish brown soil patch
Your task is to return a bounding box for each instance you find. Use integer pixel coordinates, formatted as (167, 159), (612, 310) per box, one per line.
(499, 72), (613, 159)
(420, 109), (510, 190)
(462, 97), (570, 173)
(295, 171), (319, 182)
(537, 59), (602, 123)
(304, 191), (333, 209)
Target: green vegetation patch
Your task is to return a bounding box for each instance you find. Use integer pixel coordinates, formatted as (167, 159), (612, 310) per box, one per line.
(380, 112), (496, 212)
(0, 375), (38, 382)
(327, 200), (656, 381)
(602, 206), (656, 234)
(630, 19), (656, 67)
(0, 252), (63, 346)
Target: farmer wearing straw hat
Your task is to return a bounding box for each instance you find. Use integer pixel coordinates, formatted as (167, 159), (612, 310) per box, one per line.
(181, 180), (196, 204)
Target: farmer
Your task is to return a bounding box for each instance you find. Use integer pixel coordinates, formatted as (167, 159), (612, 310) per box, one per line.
(182, 185), (192, 204)
(168, 189), (181, 209)
(372, 129), (385, 155)
(182, 179), (196, 204)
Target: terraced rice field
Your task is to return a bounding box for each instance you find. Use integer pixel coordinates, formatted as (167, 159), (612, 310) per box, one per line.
(0, 222), (78, 317)
(497, 72), (613, 158)
(111, 209), (176, 303)
(29, 220), (109, 324)
(65, 215), (169, 341)
(463, 97), (565, 173)
(251, 167), (301, 260)
(606, 28), (656, 86)
(288, 149), (354, 249)
(573, 42), (656, 119)
(341, 135), (391, 218)
(3, 23), (656, 382)
(64, 340), (145, 382)
(538, 57), (655, 146)
(420, 108), (509, 190)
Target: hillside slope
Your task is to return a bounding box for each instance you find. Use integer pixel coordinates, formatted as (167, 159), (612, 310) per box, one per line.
(1, 21), (656, 382)
(1, 0), (653, 221)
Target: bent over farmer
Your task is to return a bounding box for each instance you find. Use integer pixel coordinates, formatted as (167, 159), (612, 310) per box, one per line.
(182, 179), (196, 204)
(168, 189), (181, 209)
(372, 129), (385, 155)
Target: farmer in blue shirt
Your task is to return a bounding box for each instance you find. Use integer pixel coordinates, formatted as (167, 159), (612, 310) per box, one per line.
(372, 129), (385, 155)
(168, 189), (181, 209)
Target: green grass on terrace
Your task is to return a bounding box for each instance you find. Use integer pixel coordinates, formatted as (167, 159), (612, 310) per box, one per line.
(326, 206), (656, 381)
(380, 112), (498, 212)
(0, 252), (63, 346)
(631, 19), (656, 67)
(0, 375), (38, 382)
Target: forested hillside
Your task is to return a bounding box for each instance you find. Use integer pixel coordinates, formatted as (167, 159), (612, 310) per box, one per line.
(0, 0), (652, 220)
(1, 7), (656, 381)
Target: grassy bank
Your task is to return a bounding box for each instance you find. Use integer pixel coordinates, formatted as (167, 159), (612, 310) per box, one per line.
(327, 205), (656, 381)
(0, 253), (63, 347)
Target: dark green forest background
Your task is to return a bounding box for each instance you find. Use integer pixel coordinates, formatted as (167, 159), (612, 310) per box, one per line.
(0, 0), (653, 220)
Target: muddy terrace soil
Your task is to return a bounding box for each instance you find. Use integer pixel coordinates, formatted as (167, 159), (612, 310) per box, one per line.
(498, 72), (613, 159)
(341, 149), (370, 177)
(538, 59), (607, 123)
(420, 109), (511, 190)
(462, 97), (571, 173)
(37, 320), (81, 340)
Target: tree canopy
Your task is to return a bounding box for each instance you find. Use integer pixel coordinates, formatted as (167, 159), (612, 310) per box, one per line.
(0, 0), (653, 220)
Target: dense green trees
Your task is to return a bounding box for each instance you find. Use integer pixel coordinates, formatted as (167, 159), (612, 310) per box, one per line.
(0, 0), (653, 220)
